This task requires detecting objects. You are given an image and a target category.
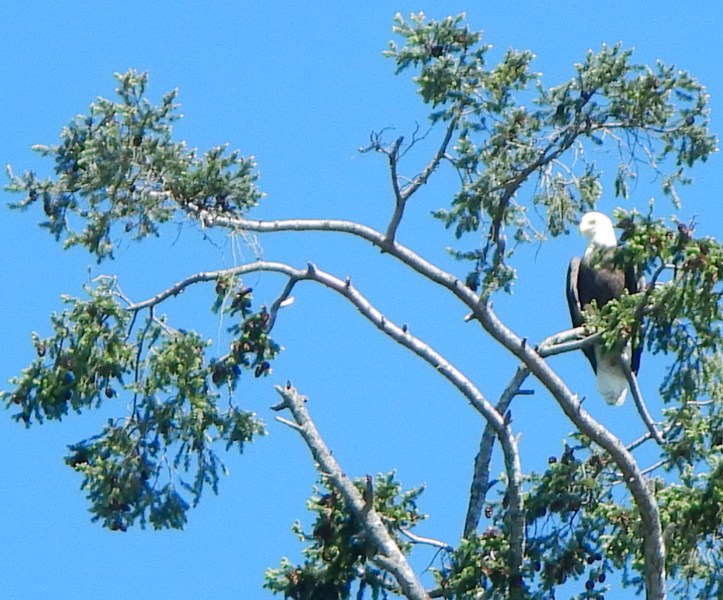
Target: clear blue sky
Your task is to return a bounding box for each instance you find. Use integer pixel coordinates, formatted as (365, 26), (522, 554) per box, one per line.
(1, 2), (721, 599)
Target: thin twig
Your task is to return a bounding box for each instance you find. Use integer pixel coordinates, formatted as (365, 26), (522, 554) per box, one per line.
(641, 459), (670, 477)
(538, 331), (603, 357)
(626, 432), (653, 452)
(400, 528), (453, 552)
(400, 117), (458, 203)
(385, 118), (459, 243)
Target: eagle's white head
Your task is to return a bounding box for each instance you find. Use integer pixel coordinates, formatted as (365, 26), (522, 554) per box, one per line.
(579, 211), (618, 257)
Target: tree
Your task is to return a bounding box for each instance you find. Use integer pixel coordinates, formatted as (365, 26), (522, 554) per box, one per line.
(4, 11), (721, 599)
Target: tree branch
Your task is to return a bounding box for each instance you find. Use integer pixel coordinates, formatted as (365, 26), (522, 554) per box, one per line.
(622, 359), (664, 445)
(464, 365), (530, 538)
(142, 254), (524, 590)
(384, 117), (458, 243)
(123, 267), (240, 312)
(474, 300), (667, 600)
(537, 329), (603, 357)
(271, 384), (430, 600)
(196, 214), (484, 315)
(401, 117), (458, 203)
(178, 218), (530, 587)
(399, 528), (453, 552)
(267, 275), (299, 331)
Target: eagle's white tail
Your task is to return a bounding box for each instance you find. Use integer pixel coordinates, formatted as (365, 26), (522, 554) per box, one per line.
(594, 345), (631, 406)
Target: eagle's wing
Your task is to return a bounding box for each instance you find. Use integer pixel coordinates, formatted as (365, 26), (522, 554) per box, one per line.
(566, 257), (597, 373)
(625, 265), (645, 375)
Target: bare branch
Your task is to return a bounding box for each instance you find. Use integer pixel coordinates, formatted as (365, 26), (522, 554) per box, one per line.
(474, 300), (667, 600)
(273, 415), (303, 433)
(272, 384), (430, 600)
(385, 118), (458, 243)
(267, 275), (299, 331)
(399, 528), (453, 552)
(196, 214), (485, 317)
(464, 365), (530, 538)
(154, 255), (524, 587)
(384, 136), (406, 243)
(641, 459), (670, 477)
(123, 267), (239, 312)
(627, 432), (654, 452)
(537, 329), (603, 357)
(182, 218), (530, 584)
(622, 360), (664, 445)
(400, 117), (458, 203)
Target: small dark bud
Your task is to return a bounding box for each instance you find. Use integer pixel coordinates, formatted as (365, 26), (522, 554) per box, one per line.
(677, 222), (692, 244)
(465, 271), (480, 291)
(586, 579), (595, 591)
(110, 520), (127, 532)
(211, 366), (225, 385)
(598, 572), (606, 583)
(104, 387), (115, 398)
(313, 521), (333, 541)
(254, 361), (271, 378)
(430, 44), (445, 57)
(69, 450), (88, 467)
(548, 456), (557, 464)
(685, 115), (695, 126)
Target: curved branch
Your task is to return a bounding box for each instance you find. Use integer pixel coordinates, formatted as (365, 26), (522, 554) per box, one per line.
(272, 384), (430, 600)
(474, 300), (666, 600)
(197, 213), (483, 311)
(267, 276), (299, 331)
(169, 257), (527, 588)
(622, 360), (664, 445)
(123, 267), (238, 312)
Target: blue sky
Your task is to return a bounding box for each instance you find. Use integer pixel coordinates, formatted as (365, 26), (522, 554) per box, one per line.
(1, 2), (722, 599)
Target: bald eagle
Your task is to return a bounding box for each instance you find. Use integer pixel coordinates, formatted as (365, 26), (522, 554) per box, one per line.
(566, 211), (642, 405)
